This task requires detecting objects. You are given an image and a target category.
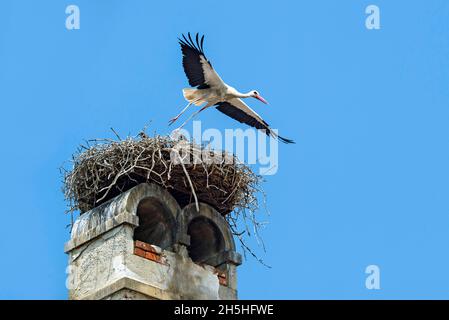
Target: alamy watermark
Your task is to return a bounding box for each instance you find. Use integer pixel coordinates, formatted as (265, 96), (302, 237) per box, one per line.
(365, 5), (381, 30)
(65, 5), (80, 30)
(365, 264), (381, 290)
(169, 120), (280, 176)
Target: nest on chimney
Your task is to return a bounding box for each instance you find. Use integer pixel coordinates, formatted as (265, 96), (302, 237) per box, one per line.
(62, 129), (271, 266)
(62, 131), (262, 218)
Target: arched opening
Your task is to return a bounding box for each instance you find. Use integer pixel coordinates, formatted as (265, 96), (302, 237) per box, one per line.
(133, 197), (175, 250)
(187, 216), (225, 264)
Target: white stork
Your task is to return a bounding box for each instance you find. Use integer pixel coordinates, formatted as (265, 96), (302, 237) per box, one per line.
(169, 33), (294, 144)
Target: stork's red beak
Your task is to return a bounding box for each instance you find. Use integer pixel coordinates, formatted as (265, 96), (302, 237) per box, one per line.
(255, 95), (268, 104)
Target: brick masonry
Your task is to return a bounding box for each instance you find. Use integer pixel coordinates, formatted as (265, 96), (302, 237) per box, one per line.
(134, 240), (164, 264)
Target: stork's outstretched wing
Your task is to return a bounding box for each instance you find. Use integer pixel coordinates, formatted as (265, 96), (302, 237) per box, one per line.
(215, 99), (295, 144)
(179, 33), (225, 89)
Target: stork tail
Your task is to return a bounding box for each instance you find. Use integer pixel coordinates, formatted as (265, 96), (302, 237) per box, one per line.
(182, 88), (203, 106)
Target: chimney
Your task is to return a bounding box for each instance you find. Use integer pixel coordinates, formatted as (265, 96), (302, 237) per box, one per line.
(65, 183), (242, 300)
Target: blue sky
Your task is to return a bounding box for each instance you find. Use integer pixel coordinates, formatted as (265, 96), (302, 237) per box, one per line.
(1, 0), (449, 299)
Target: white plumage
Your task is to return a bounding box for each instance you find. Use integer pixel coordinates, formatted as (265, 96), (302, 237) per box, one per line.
(169, 33), (294, 144)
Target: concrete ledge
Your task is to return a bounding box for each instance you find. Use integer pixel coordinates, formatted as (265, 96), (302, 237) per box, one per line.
(204, 250), (242, 267)
(73, 276), (236, 300)
(75, 277), (179, 300)
(64, 212), (138, 252)
(69, 183), (181, 240)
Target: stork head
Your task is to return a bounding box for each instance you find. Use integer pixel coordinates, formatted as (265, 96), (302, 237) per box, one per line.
(250, 90), (268, 104)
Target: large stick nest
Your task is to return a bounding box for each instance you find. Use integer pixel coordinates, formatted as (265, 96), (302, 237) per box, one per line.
(62, 132), (262, 217)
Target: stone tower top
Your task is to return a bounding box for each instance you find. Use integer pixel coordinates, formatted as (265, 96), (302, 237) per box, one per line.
(65, 183), (242, 300)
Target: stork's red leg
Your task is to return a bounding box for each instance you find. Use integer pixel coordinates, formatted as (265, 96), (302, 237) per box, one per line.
(177, 105), (211, 129)
(168, 102), (193, 126)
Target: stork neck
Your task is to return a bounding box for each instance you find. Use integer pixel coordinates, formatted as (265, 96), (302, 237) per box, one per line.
(236, 91), (252, 98)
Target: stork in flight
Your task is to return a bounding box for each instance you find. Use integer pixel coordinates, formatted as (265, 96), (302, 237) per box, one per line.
(169, 33), (294, 144)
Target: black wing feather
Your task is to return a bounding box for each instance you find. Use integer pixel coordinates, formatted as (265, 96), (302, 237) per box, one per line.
(215, 102), (295, 144)
(200, 35), (205, 52)
(179, 33), (211, 88)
